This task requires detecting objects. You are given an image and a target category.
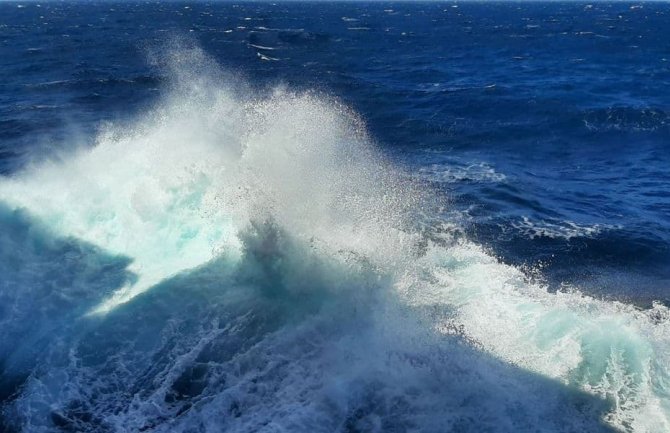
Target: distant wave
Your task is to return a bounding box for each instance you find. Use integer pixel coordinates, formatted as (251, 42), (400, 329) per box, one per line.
(248, 43), (277, 51)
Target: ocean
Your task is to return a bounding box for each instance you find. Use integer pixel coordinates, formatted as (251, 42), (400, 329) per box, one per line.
(0, 1), (669, 432)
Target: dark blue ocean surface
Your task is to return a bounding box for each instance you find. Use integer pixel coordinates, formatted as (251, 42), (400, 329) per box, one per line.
(1, 2), (670, 432)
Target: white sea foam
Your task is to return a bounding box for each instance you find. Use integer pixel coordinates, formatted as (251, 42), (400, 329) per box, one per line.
(511, 216), (622, 240)
(418, 161), (507, 183)
(257, 52), (280, 61)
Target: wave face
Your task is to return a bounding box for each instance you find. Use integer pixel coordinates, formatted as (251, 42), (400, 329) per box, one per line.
(1, 48), (670, 433)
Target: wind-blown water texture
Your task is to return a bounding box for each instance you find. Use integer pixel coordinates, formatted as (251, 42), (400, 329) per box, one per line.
(0, 47), (669, 433)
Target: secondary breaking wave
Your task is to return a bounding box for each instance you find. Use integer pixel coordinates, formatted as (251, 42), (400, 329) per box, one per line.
(0, 47), (669, 433)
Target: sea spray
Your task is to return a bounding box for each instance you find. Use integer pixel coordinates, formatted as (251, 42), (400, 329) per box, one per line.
(0, 45), (424, 314)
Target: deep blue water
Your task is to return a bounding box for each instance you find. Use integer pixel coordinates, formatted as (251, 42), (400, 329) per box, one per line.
(1, 2), (670, 432)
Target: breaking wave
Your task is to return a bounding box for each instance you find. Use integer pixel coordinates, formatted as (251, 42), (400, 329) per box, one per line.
(0, 47), (669, 433)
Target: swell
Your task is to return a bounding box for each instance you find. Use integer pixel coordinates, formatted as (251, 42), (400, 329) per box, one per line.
(0, 47), (668, 432)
